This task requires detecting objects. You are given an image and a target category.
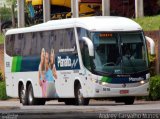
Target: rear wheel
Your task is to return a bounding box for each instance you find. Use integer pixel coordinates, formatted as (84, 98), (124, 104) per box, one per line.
(27, 84), (39, 105)
(115, 97), (135, 105)
(124, 97), (135, 105)
(19, 84), (28, 105)
(75, 84), (89, 105)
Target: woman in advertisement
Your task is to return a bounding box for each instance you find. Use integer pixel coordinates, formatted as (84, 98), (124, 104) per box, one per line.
(50, 49), (57, 79)
(39, 48), (57, 97)
(38, 48), (47, 97)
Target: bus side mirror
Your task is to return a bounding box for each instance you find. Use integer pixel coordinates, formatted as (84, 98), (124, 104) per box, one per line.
(145, 36), (155, 55)
(82, 37), (94, 56)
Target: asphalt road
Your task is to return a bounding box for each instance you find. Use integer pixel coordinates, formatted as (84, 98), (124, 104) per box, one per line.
(0, 99), (160, 119)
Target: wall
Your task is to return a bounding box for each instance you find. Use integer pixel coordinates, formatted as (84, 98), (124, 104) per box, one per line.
(145, 30), (160, 74)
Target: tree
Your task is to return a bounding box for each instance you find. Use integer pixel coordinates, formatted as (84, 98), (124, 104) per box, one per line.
(0, 7), (11, 21)
(6, 0), (17, 27)
(6, 0), (16, 6)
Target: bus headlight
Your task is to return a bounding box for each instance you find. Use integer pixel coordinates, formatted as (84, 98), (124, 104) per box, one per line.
(140, 80), (145, 84)
(101, 82), (108, 85)
(91, 79), (108, 85)
(91, 79), (99, 83)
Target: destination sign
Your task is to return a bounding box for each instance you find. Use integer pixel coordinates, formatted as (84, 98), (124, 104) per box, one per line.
(99, 33), (113, 37)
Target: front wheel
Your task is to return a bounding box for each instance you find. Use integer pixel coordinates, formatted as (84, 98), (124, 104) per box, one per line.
(75, 84), (89, 105)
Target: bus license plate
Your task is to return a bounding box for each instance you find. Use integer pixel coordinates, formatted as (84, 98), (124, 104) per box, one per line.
(120, 90), (129, 94)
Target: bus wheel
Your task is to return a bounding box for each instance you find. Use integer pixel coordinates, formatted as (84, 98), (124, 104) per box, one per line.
(124, 97), (135, 105)
(27, 84), (38, 105)
(75, 84), (89, 105)
(19, 84), (28, 105)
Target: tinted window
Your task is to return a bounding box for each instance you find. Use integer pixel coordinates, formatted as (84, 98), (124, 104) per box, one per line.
(77, 28), (90, 70)
(5, 28), (77, 56)
(5, 35), (15, 56)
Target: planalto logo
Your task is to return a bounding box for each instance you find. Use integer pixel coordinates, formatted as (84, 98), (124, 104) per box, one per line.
(57, 56), (79, 69)
(129, 77), (144, 82)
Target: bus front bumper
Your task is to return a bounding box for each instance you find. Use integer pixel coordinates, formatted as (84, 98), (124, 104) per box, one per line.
(86, 82), (149, 98)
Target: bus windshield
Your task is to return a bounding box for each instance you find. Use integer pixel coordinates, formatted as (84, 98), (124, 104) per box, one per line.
(91, 31), (148, 74)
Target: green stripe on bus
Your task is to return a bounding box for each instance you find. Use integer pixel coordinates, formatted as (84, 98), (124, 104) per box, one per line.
(101, 77), (112, 83)
(11, 56), (22, 72)
(16, 56), (22, 72)
(11, 57), (17, 72)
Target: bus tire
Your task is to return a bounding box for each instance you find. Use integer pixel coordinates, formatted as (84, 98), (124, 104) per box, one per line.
(19, 84), (28, 105)
(27, 84), (38, 105)
(75, 84), (89, 105)
(124, 97), (135, 105)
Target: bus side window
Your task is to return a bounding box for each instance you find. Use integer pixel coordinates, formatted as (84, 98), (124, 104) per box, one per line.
(5, 35), (15, 56)
(13, 34), (22, 56)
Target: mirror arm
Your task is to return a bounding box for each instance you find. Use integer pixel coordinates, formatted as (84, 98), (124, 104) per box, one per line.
(82, 37), (94, 56)
(145, 36), (155, 55)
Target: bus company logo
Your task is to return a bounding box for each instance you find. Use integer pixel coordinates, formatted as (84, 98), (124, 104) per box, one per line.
(57, 56), (79, 68)
(129, 77), (144, 82)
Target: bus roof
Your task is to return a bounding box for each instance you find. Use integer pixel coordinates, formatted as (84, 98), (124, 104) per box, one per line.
(6, 16), (142, 35)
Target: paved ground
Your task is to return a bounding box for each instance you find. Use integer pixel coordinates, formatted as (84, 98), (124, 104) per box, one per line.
(0, 99), (160, 119)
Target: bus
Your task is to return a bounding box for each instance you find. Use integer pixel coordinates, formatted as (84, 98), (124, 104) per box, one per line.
(5, 16), (154, 105)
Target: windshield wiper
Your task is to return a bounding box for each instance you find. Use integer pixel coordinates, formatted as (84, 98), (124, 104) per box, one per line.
(93, 69), (114, 77)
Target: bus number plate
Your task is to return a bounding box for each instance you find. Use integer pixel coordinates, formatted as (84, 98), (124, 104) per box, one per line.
(120, 90), (129, 94)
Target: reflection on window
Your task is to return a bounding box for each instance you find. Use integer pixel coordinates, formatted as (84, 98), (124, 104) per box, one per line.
(93, 33), (120, 73)
(6, 28), (77, 57)
(91, 32), (148, 74)
(77, 28), (91, 70)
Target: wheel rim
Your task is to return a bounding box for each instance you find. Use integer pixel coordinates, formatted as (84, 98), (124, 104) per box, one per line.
(78, 88), (83, 104)
(28, 88), (33, 103)
(20, 87), (25, 103)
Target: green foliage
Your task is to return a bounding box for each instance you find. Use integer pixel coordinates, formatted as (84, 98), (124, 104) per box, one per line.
(148, 54), (156, 76)
(0, 34), (4, 44)
(6, 0), (17, 5)
(134, 15), (160, 31)
(0, 7), (11, 21)
(0, 81), (8, 100)
(149, 54), (156, 63)
(149, 75), (160, 100)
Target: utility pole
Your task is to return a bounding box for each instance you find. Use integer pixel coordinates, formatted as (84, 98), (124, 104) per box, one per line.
(102, 0), (110, 16)
(71, 0), (79, 18)
(17, 0), (25, 27)
(43, 0), (51, 22)
(135, 0), (144, 18)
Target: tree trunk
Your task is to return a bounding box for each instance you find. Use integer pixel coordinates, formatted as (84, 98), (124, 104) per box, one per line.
(11, 4), (16, 28)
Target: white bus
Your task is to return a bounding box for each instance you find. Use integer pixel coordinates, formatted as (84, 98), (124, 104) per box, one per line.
(5, 17), (153, 105)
